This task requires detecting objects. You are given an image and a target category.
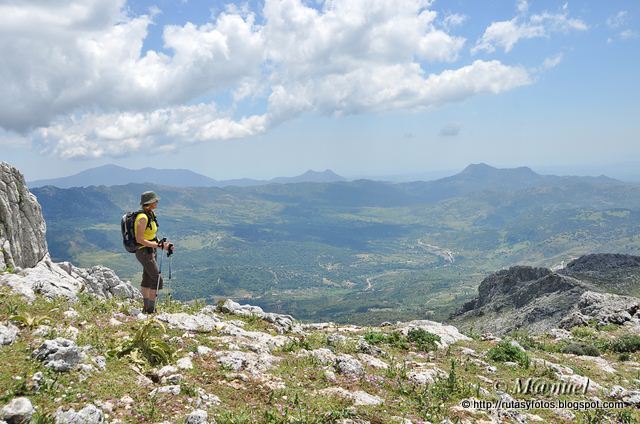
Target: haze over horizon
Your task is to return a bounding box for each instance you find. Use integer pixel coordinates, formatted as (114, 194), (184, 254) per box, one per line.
(0, 0), (638, 181)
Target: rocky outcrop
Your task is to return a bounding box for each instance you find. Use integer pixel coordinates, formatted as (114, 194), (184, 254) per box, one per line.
(559, 291), (640, 329)
(218, 299), (300, 334)
(0, 162), (141, 302)
(563, 253), (640, 273)
(0, 161), (48, 271)
(448, 265), (590, 334)
(0, 254), (141, 303)
(559, 253), (640, 296)
(449, 257), (640, 335)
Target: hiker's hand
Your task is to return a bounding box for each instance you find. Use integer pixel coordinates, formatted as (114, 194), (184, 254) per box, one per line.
(167, 243), (175, 256)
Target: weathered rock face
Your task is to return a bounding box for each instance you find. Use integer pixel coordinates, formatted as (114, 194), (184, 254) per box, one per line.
(0, 253), (142, 302)
(559, 291), (640, 329)
(449, 256), (640, 335)
(0, 161), (48, 271)
(563, 253), (640, 273)
(448, 265), (590, 335)
(0, 162), (141, 302)
(559, 253), (640, 296)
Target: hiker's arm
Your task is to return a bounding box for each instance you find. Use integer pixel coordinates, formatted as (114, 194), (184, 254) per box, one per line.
(136, 217), (161, 248)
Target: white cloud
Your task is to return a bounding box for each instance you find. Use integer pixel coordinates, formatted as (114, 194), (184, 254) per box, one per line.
(607, 11), (629, 29)
(542, 53), (563, 70)
(620, 29), (639, 40)
(1, 0), (534, 159)
(517, 0), (529, 15)
(472, 2), (587, 54)
(35, 104), (269, 159)
(0, 1), (264, 132)
(443, 13), (467, 30)
(604, 10), (637, 42)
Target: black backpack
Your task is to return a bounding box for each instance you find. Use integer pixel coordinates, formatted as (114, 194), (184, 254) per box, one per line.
(121, 210), (157, 253)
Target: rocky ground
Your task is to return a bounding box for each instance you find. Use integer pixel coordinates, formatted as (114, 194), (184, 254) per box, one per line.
(1, 287), (640, 423)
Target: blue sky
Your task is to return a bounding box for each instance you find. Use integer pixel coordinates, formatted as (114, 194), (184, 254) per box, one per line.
(0, 0), (638, 181)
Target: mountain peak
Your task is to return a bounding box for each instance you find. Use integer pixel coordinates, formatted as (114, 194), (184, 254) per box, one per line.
(271, 169), (346, 184)
(460, 163), (537, 175)
(461, 163), (496, 174)
(301, 169), (339, 176)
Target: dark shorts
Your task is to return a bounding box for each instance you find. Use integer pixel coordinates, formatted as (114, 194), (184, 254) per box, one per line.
(135, 247), (163, 290)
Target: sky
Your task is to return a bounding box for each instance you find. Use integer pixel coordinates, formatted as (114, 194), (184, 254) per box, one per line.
(0, 0), (638, 181)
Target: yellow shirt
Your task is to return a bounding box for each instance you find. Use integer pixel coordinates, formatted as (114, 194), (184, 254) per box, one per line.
(134, 211), (158, 249)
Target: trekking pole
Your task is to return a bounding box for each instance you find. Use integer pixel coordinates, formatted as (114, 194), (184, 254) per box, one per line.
(167, 244), (174, 305)
(153, 239), (165, 314)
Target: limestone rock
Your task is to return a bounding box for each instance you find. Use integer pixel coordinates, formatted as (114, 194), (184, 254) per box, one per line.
(335, 354), (364, 376)
(185, 409), (209, 424)
(0, 322), (18, 345)
(407, 365), (447, 386)
(55, 404), (104, 424)
(56, 262), (142, 300)
(396, 320), (471, 348)
(1, 254), (140, 303)
(157, 365), (179, 378)
(156, 312), (220, 333)
(0, 162), (140, 302)
(305, 348), (336, 365)
(327, 333), (347, 345)
(217, 299), (299, 333)
(150, 385), (181, 396)
(217, 322), (289, 352)
(357, 353), (388, 369)
(194, 388), (221, 408)
(32, 338), (84, 372)
(197, 346), (213, 356)
(547, 328), (572, 340)
(177, 356), (194, 370)
(215, 350), (280, 375)
(1, 397), (35, 424)
(574, 291), (640, 325)
(0, 162), (48, 271)
(318, 387), (383, 406)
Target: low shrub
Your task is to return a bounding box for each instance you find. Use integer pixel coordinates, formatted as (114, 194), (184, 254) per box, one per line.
(610, 335), (640, 353)
(561, 342), (600, 357)
(487, 340), (530, 367)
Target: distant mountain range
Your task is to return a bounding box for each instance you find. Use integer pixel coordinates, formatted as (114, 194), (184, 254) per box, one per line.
(28, 165), (347, 188)
(27, 162), (621, 190)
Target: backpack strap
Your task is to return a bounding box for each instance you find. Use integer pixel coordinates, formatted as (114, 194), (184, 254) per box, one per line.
(137, 209), (157, 230)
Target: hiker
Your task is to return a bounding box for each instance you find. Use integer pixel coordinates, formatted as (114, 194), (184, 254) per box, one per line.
(135, 191), (174, 314)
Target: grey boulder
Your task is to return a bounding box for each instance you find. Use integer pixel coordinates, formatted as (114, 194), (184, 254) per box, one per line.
(0, 322), (18, 345)
(0, 397), (35, 424)
(55, 404), (104, 424)
(32, 338), (84, 372)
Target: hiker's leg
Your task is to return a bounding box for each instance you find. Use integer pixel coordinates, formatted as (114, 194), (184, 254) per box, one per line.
(137, 248), (163, 313)
(136, 249), (161, 312)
